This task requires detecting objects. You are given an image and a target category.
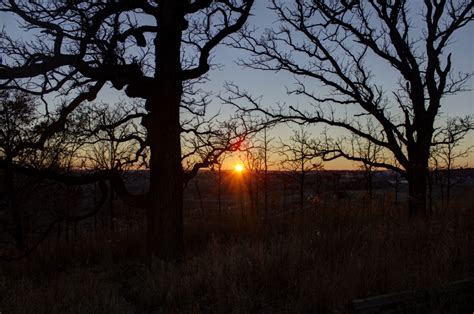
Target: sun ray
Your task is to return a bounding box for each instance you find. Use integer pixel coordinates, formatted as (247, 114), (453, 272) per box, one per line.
(234, 163), (245, 173)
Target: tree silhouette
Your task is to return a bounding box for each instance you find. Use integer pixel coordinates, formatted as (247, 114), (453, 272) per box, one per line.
(228, 0), (473, 215)
(0, 0), (254, 259)
(74, 101), (146, 232)
(0, 91), (110, 260)
(278, 126), (323, 212)
(320, 120), (385, 197)
(252, 124), (274, 220)
(431, 116), (473, 209)
(0, 91), (38, 249)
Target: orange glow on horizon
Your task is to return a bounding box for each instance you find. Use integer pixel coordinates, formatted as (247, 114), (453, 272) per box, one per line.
(234, 163), (245, 173)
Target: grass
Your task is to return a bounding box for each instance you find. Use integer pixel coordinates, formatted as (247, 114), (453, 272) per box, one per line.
(0, 194), (473, 313)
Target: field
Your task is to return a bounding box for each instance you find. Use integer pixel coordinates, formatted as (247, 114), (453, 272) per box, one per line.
(0, 170), (473, 313)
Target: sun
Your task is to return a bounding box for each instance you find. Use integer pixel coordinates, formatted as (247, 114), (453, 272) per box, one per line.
(234, 163), (245, 173)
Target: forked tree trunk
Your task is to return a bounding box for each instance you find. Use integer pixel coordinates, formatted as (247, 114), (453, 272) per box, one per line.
(147, 1), (184, 260)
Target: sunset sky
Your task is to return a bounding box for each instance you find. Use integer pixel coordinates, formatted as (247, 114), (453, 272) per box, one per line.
(204, 2), (474, 170)
(1, 1), (472, 170)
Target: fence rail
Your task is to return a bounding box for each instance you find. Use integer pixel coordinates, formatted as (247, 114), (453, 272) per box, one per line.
(352, 278), (474, 313)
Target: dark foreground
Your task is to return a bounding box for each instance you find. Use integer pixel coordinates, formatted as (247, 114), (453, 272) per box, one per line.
(1, 191), (473, 314)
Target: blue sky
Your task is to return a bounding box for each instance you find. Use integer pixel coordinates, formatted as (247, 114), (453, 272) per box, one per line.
(203, 1), (473, 168)
(1, 1), (473, 169)
(204, 1), (473, 116)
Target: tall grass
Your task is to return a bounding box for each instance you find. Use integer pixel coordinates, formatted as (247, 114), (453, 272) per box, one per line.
(1, 194), (473, 313)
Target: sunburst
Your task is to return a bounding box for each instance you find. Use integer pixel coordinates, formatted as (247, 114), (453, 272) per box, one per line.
(234, 163), (245, 173)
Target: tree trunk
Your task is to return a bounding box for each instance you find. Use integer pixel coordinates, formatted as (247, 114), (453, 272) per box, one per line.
(364, 167), (373, 198)
(299, 171), (305, 212)
(147, 0), (184, 260)
(407, 164), (428, 216)
(147, 97), (184, 260)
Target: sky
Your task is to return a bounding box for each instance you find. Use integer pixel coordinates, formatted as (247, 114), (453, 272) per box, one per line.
(208, 0), (474, 169)
(1, 1), (473, 170)
(201, 1), (474, 169)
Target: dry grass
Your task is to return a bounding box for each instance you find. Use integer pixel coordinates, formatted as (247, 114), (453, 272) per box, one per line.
(0, 194), (473, 313)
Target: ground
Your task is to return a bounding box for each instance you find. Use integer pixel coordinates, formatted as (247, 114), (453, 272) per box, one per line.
(0, 170), (473, 312)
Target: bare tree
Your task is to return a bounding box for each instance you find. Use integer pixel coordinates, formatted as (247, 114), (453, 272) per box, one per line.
(78, 102), (145, 170)
(354, 134), (384, 197)
(254, 123), (274, 220)
(0, 0), (254, 259)
(322, 120), (385, 197)
(215, 155), (226, 218)
(227, 0), (473, 215)
(0, 91), (111, 260)
(278, 126), (323, 212)
(391, 158), (402, 204)
(431, 116), (473, 208)
(75, 101), (146, 233)
(208, 152), (227, 218)
(0, 91), (37, 249)
(238, 139), (263, 216)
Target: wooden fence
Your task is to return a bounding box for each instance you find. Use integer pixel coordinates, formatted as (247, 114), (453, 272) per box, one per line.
(352, 278), (474, 313)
